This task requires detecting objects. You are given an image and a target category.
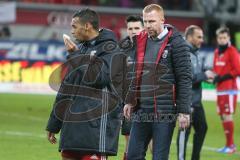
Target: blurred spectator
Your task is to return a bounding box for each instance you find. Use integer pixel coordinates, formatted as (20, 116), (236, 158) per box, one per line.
(98, 0), (119, 6)
(131, 0), (144, 7)
(179, 0), (192, 10)
(50, 0), (63, 4)
(0, 25), (11, 39)
(22, 0), (82, 5)
(81, 0), (98, 5)
(20, 0), (196, 10)
(48, 32), (62, 43)
(108, 18), (121, 40)
(120, 0), (133, 8)
(0, 30), (3, 39)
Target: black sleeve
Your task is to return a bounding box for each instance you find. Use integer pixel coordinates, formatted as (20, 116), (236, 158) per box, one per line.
(47, 61), (83, 132)
(171, 36), (192, 114)
(65, 40), (122, 89)
(111, 51), (126, 103)
(192, 56), (207, 84)
(46, 74), (73, 133)
(213, 74), (233, 84)
(123, 48), (138, 106)
(193, 72), (207, 84)
(119, 39), (135, 105)
(46, 109), (62, 133)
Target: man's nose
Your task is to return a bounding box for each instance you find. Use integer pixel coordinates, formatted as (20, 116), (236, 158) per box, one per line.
(144, 22), (150, 28)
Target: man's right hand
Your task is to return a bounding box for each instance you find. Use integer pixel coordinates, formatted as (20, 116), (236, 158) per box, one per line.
(178, 113), (190, 130)
(205, 70), (216, 83)
(205, 70), (215, 79)
(63, 34), (78, 53)
(123, 104), (134, 119)
(47, 131), (57, 144)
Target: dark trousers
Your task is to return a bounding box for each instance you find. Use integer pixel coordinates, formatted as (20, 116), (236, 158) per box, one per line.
(177, 105), (208, 160)
(127, 117), (176, 160)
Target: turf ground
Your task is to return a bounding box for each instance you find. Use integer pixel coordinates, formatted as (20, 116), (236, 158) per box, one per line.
(0, 93), (240, 160)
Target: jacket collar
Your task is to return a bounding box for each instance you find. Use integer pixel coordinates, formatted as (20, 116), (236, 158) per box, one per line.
(148, 27), (169, 40)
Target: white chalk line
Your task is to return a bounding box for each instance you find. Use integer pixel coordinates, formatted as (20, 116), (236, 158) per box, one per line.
(0, 130), (239, 156)
(0, 112), (46, 122)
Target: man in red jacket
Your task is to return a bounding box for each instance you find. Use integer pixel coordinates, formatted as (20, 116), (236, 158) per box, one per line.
(212, 26), (240, 154)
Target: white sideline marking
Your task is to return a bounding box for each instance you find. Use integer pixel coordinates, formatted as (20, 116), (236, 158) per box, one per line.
(172, 140), (240, 156)
(0, 130), (239, 156)
(0, 112), (46, 122)
(0, 130), (45, 138)
(194, 144), (240, 156)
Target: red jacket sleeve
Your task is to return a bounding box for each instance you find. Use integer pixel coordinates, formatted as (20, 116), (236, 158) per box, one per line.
(229, 46), (240, 77)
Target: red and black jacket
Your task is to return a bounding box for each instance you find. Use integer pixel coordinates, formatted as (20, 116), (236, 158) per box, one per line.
(124, 25), (192, 114)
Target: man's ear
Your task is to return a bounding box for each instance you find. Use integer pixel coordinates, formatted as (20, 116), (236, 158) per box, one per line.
(85, 22), (91, 31)
(187, 35), (192, 43)
(161, 17), (165, 24)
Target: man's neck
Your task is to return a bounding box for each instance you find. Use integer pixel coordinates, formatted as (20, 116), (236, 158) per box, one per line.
(87, 30), (99, 41)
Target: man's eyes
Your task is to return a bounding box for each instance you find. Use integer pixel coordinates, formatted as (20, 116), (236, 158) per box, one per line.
(144, 21), (155, 23)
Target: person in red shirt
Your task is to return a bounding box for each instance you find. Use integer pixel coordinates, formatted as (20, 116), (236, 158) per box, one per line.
(212, 26), (240, 154)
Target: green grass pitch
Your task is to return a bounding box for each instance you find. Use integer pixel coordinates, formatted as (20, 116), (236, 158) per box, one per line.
(0, 93), (240, 160)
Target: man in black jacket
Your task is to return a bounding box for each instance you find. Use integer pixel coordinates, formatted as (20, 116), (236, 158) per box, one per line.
(123, 4), (192, 160)
(121, 15), (144, 160)
(176, 25), (215, 160)
(46, 8), (124, 160)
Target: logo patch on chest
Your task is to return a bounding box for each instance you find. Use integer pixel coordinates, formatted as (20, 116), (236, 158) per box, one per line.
(216, 61), (226, 66)
(162, 50), (168, 58)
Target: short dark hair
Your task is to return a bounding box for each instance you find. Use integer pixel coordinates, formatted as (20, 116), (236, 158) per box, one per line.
(126, 15), (143, 26)
(216, 26), (230, 36)
(185, 25), (202, 38)
(73, 8), (99, 30)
